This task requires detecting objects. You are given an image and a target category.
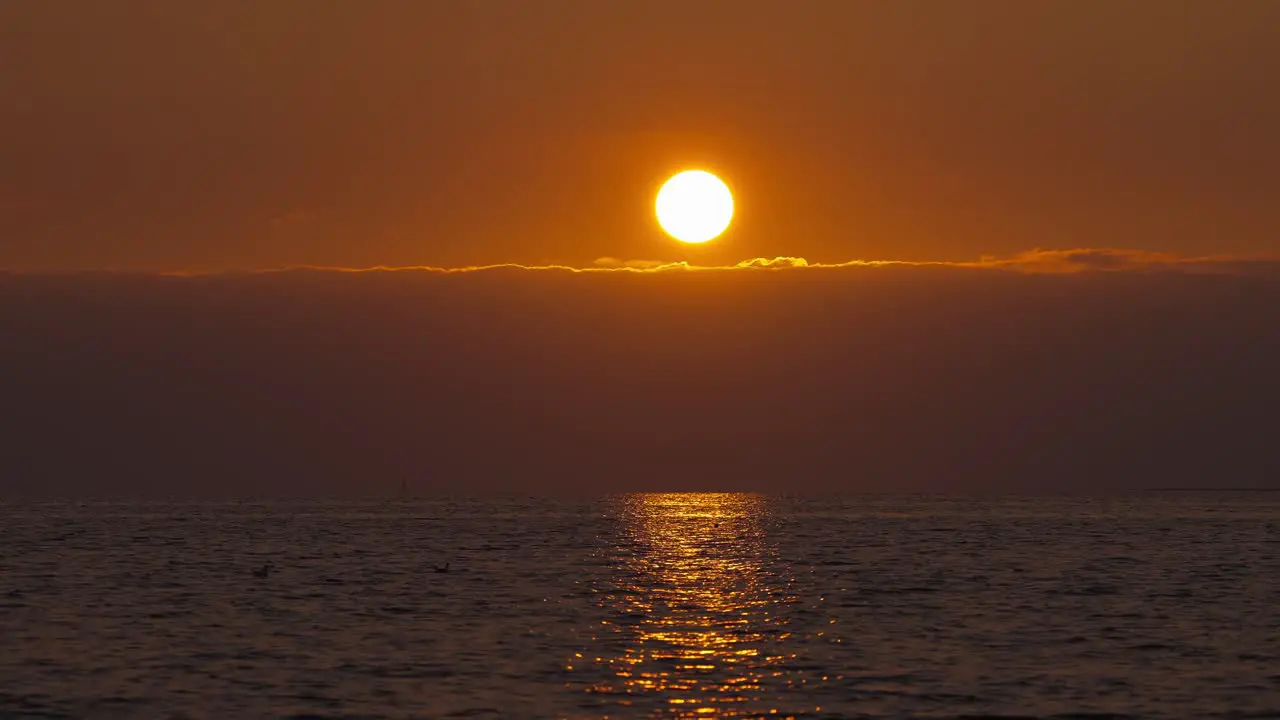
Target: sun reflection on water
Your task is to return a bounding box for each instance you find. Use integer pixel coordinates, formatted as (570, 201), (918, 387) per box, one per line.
(576, 493), (803, 718)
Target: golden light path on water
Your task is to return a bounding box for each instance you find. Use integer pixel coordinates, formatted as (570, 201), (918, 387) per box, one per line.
(573, 493), (826, 718)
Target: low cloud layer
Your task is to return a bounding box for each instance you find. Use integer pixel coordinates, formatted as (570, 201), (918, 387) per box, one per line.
(965, 248), (1280, 275)
(171, 247), (1279, 278)
(2, 247), (1278, 497)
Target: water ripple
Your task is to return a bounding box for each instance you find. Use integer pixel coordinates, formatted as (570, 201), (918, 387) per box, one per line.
(0, 494), (1277, 718)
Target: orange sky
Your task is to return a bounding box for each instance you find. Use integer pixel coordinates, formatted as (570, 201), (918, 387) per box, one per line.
(1, 0), (1277, 271)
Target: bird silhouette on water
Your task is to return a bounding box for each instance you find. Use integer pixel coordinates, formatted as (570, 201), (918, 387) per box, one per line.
(252, 562), (274, 578)
(434, 563), (449, 573)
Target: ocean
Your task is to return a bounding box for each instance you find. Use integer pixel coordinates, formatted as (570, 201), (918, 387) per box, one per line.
(1, 493), (1277, 719)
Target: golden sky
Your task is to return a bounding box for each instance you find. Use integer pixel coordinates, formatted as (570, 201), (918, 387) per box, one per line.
(1, 0), (1277, 271)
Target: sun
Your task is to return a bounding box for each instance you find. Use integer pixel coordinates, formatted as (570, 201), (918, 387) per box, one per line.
(655, 170), (734, 244)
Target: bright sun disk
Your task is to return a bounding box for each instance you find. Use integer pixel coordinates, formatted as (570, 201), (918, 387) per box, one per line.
(655, 170), (734, 244)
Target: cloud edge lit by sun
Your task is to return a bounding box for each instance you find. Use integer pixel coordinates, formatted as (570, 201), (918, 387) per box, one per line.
(109, 248), (1280, 279)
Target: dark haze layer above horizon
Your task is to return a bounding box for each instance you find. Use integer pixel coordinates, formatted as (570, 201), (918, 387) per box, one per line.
(2, 265), (1276, 496)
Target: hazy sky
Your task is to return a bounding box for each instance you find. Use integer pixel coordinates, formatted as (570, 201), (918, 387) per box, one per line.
(3, 262), (1278, 496)
(2, 1), (1277, 271)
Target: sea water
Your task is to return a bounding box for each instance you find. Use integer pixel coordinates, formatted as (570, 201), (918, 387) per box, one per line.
(1, 493), (1278, 719)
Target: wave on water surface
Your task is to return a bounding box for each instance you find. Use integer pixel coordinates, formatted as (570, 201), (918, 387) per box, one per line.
(1, 493), (1278, 719)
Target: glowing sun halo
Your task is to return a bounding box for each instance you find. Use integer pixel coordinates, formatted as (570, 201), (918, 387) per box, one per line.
(655, 170), (734, 244)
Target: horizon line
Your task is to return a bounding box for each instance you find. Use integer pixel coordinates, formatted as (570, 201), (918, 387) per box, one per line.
(3, 247), (1279, 278)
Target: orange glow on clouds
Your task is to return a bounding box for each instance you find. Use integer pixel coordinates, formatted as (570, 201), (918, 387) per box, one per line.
(148, 248), (1280, 278)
